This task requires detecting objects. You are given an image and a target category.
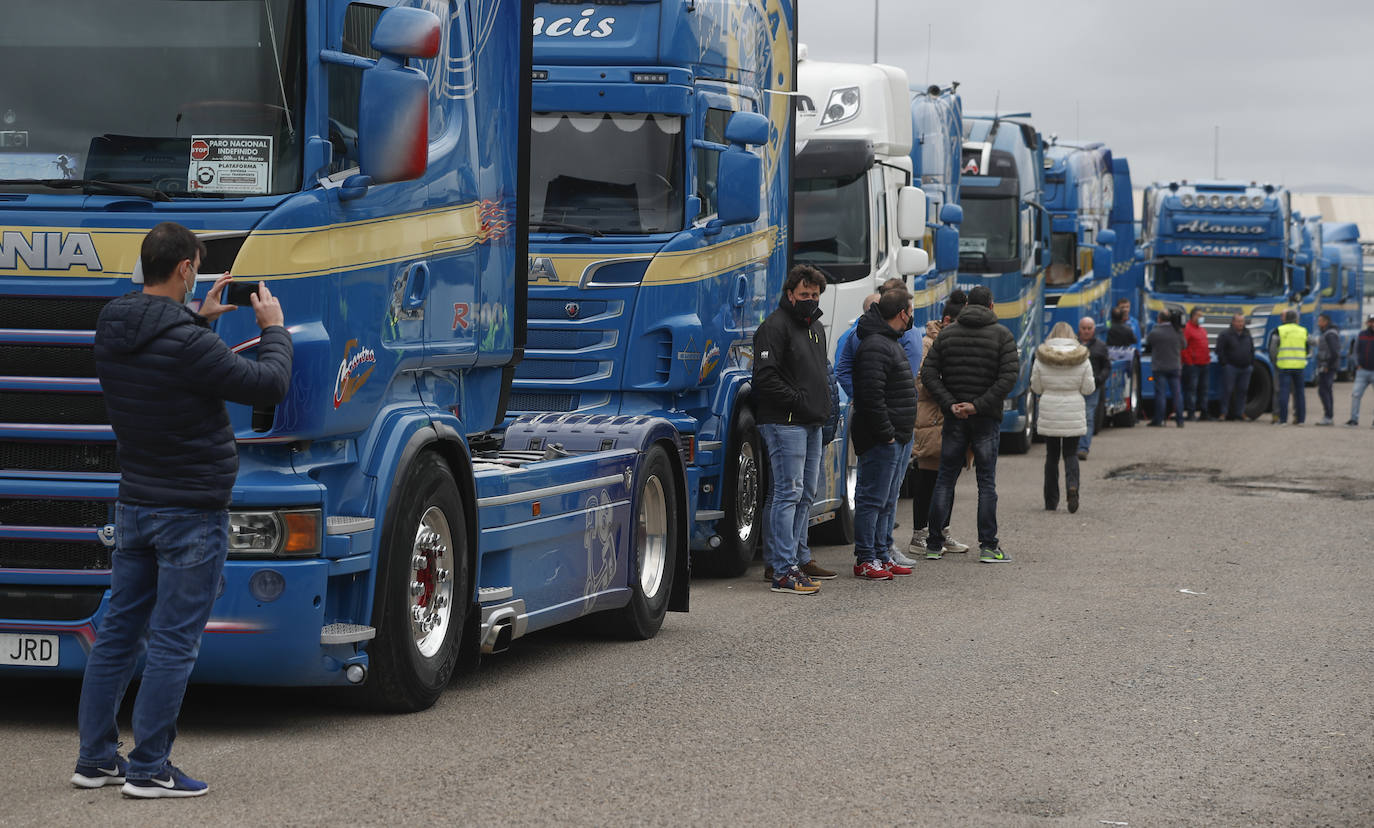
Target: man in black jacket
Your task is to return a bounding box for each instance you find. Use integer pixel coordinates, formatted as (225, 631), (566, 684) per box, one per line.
(1315, 312), (1341, 425)
(752, 265), (835, 594)
(1077, 316), (1110, 460)
(919, 285), (1018, 563)
(75, 222), (292, 797)
(850, 288), (917, 579)
(1214, 313), (1255, 421)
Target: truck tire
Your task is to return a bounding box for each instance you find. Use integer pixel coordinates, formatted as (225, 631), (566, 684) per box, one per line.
(1245, 362), (1273, 421)
(1001, 393), (1032, 454)
(594, 444), (680, 639)
(703, 407), (763, 577)
(362, 451), (468, 712)
(1112, 357), (1139, 427)
(811, 444), (855, 545)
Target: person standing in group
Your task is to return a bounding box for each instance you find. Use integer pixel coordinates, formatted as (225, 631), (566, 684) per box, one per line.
(1031, 321), (1094, 513)
(752, 264), (837, 594)
(74, 222), (293, 798)
(850, 288), (918, 580)
(920, 285), (1019, 564)
(1346, 314), (1374, 426)
(835, 292), (880, 399)
(910, 292), (971, 559)
(1273, 309), (1310, 426)
(1113, 297), (1142, 342)
(1106, 305), (1138, 347)
(1076, 316), (1110, 460)
(1214, 313), (1255, 421)
(1146, 309), (1185, 427)
(1314, 313), (1341, 426)
(1181, 307), (1213, 420)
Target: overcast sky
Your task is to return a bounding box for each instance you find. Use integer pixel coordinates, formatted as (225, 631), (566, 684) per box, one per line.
(799, 0), (1374, 193)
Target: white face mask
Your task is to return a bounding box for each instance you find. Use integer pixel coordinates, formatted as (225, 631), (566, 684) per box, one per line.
(182, 262), (197, 306)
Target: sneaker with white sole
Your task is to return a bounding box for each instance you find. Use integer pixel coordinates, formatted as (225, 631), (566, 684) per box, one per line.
(889, 547), (920, 567)
(121, 765), (209, 799)
(978, 547), (1012, 564)
(941, 532), (970, 554)
(71, 754), (128, 788)
(908, 528), (927, 552)
(853, 560), (893, 580)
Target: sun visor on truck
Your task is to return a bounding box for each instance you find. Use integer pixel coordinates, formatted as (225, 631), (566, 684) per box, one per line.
(794, 139), (875, 181)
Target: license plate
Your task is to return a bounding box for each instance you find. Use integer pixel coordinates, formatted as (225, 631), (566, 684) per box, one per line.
(0, 633), (59, 667)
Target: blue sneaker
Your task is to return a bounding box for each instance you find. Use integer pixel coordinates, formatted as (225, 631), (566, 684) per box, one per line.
(71, 754), (128, 788)
(121, 765), (209, 799)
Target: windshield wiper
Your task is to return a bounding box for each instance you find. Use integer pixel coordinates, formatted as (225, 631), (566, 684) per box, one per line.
(529, 220), (605, 237)
(0, 178), (170, 202)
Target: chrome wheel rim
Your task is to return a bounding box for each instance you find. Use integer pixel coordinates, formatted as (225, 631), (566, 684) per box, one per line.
(408, 506), (454, 658)
(637, 475), (668, 598)
(734, 438), (758, 542)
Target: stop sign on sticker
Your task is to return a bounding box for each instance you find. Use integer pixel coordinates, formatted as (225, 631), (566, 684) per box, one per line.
(191, 140), (210, 161)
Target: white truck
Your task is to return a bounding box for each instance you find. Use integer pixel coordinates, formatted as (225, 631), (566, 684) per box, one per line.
(794, 48), (930, 359)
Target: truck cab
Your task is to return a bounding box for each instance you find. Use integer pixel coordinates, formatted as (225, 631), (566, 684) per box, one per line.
(958, 114), (1050, 452)
(909, 83), (965, 326)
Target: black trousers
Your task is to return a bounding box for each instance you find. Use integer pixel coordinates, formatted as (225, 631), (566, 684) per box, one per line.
(1043, 436), (1080, 506)
(911, 466), (938, 531)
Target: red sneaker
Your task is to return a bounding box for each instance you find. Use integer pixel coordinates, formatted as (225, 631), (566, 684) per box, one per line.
(853, 560), (893, 580)
(883, 560), (913, 577)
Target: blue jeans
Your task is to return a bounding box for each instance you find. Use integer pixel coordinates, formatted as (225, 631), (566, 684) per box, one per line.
(926, 416), (1000, 551)
(1182, 363), (1209, 417)
(759, 424), (822, 575)
(1351, 367), (1374, 423)
(1277, 368), (1306, 424)
(78, 503), (228, 779)
(1221, 363), (1252, 419)
(1079, 388), (1100, 453)
(1151, 369), (1183, 425)
(853, 438), (912, 562)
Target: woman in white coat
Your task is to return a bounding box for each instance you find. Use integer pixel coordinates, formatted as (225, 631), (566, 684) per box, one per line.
(1030, 321), (1095, 512)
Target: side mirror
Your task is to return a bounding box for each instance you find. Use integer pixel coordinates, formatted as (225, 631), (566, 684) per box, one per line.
(1037, 242), (1051, 270)
(897, 246), (930, 276)
(896, 187), (927, 241)
(938, 203), (963, 226)
(1097, 228), (1117, 247)
(1093, 240), (1115, 278)
(934, 226), (959, 273)
(1132, 248), (1146, 262)
(358, 7), (441, 186)
(1294, 252), (1312, 267)
(716, 147), (761, 225)
(1290, 265), (1307, 296)
(725, 111), (769, 146)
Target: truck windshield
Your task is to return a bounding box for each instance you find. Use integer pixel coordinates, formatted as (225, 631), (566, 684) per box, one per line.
(1151, 256), (1284, 297)
(0, 0), (304, 197)
(794, 173), (871, 283)
(959, 196), (1018, 269)
(529, 113), (684, 235)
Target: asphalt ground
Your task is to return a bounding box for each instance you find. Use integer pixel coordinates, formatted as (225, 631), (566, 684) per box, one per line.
(3, 385), (1372, 826)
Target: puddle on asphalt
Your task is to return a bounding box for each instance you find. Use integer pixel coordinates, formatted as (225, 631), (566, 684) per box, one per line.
(1105, 463), (1374, 501)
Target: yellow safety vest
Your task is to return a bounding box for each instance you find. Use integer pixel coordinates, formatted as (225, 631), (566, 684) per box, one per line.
(1275, 323), (1308, 370)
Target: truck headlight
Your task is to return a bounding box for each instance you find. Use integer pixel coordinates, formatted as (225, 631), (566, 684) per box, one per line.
(1223, 196), (1235, 208)
(1180, 195), (1194, 207)
(228, 509), (322, 558)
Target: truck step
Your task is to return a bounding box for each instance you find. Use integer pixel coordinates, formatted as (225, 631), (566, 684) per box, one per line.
(695, 509), (725, 521)
(320, 623), (376, 644)
(326, 516), (375, 535)
(478, 586), (514, 603)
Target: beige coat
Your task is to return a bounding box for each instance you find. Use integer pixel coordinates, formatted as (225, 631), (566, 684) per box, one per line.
(912, 320), (946, 470)
(1029, 337), (1095, 437)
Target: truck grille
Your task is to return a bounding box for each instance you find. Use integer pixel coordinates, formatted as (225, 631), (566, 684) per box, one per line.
(0, 539), (109, 571)
(0, 585), (106, 621)
(507, 391), (577, 412)
(0, 441), (118, 474)
(0, 344), (97, 378)
(0, 296), (110, 330)
(0, 498), (110, 527)
(0, 391), (108, 425)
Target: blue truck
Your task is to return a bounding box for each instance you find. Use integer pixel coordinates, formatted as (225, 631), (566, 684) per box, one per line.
(1136, 180), (1362, 419)
(519, 0), (839, 571)
(909, 83), (965, 326)
(957, 113), (1050, 453)
(1040, 140), (1141, 428)
(1317, 221), (1366, 377)
(0, 0), (690, 712)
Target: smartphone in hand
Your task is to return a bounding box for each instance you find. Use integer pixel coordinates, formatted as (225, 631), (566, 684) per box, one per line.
(224, 281), (257, 306)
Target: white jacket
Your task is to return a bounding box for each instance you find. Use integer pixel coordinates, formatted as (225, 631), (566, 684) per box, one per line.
(1030, 337), (1095, 437)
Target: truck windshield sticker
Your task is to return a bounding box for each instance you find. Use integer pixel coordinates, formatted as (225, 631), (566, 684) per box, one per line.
(333, 338), (376, 409)
(1174, 220), (1266, 235)
(188, 135), (273, 194)
(1179, 243), (1261, 257)
(0, 152), (79, 180)
(533, 8), (615, 39)
(959, 237), (988, 253)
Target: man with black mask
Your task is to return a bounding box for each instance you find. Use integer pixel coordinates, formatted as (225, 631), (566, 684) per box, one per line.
(752, 265), (836, 594)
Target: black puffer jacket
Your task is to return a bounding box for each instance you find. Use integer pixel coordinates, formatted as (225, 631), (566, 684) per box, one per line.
(752, 296), (831, 426)
(920, 303), (1019, 419)
(851, 306), (916, 455)
(95, 293), (293, 509)
(1084, 335), (1111, 388)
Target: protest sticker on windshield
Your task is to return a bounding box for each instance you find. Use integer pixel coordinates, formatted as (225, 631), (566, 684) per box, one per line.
(188, 135), (272, 194)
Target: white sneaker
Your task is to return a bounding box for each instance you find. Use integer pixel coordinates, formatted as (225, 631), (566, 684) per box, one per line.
(941, 531), (970, 554)
(889, 547), (920, 567)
